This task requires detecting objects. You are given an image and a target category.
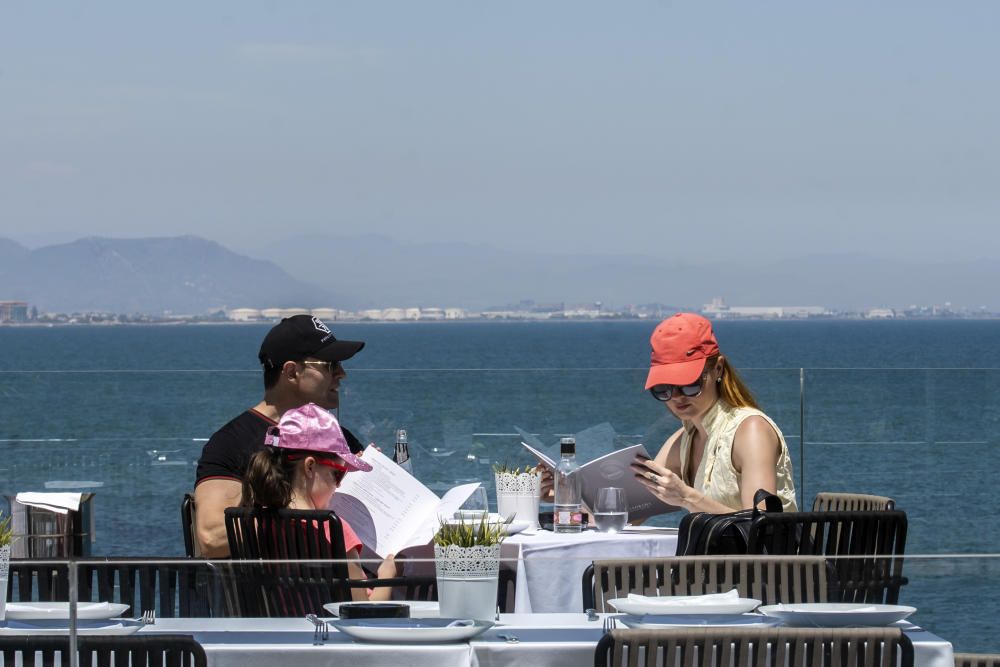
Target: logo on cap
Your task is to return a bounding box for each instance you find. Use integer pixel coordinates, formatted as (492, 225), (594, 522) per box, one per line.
(312, 317), (331, 335)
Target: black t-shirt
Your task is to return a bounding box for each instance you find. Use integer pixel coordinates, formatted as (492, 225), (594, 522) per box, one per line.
(194, 408), (365, 485)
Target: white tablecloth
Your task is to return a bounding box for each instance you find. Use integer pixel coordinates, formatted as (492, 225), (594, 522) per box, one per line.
(141, 614), (953, 667)
(504, 528), (679, 612)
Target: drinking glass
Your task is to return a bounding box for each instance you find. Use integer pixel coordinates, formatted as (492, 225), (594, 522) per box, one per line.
(593, 487), (628, 533)
(456, 485), (490, 520)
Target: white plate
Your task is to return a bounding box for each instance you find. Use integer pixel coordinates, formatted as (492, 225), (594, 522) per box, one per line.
(619, 614), (781, 629)
(757, 603), (917, 627)
(4, 602), (131, 621)
(609, 597), (762, 616)
(332, 618), (494, 643)
(0, 620), (143, 636)
(324, 600), (440, 618)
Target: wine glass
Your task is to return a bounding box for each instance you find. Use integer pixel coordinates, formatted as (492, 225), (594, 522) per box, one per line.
(594, 487), (628, 533)
(456, 485), (490, 520)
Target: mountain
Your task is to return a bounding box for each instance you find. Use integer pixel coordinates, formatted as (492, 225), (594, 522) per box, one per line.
(238, 233), (1000, 311)
(0, 236), (357, 314)
(3, 233), (998, 314)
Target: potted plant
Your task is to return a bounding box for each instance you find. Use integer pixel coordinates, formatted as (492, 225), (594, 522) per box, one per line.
(433, 515), (506, 621)
(493, 462), (542, 529)
(0, 512), (13, 622)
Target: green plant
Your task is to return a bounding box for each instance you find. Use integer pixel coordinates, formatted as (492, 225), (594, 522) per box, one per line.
(492, 461), (537, 475)
(433, 514), (507, 548)
(0, 512), (13, 548)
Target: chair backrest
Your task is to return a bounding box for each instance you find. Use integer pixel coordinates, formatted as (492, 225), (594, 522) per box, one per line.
(595, 627), (913, 667)
(7, 558), (223, 618)
(746, 509), (908, 604)
(224, 507), (351, 616)
(0, 634), (207, 667)
(956, 654), (1000, 667)
(812, 492), (895, 512)
(584, 555), (836, 612)
(182, 492), (198, 558)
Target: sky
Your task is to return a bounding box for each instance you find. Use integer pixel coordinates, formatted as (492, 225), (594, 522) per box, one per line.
(1, 1), (998, 264)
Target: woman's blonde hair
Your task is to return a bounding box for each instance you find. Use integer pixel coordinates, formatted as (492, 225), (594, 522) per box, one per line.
(709, 354), (761, 410)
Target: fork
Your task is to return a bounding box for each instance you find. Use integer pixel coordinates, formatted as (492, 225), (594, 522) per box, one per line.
(140, 610), (156, 625)
(602, 615), (617, 633)
(305, 614), (329, 642)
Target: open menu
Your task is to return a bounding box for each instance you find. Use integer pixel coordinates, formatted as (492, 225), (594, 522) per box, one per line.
(521, 442), (679, 521)
(328, 445), (480, 558)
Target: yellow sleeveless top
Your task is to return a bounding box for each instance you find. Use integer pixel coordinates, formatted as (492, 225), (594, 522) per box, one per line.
(677, 400), (798, 512)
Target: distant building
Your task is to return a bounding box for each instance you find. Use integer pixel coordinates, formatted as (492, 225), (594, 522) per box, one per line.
(702, 297), (829, 319)
(0, 301), (29, 323)
(865, 308), (896, 319)
(260, 308), (284, 320)
(227, 308), (261, 321)
(310, 308), (338, 320)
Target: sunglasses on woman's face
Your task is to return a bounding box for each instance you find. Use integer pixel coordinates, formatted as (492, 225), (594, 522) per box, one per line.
(649, 374), (708, 402)
(288, 453), (349, 483)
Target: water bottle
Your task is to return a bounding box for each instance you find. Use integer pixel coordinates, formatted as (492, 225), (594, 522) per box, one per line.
(393, 428), (414, 475)
(553, 436), (583, 533)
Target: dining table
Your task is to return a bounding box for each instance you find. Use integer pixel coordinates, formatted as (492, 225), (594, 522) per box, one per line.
(502, 526), (679, 612)
(137, 613), (954, 667)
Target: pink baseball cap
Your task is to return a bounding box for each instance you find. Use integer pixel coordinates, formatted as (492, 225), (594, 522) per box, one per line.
(644, 313), (720, 389)
(264, 403), (372, 472)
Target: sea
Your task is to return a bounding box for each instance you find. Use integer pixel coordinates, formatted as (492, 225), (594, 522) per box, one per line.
(1, 318), (998, 649)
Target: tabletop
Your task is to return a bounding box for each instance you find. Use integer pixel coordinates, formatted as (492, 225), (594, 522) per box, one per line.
(138, 614), (954, 667)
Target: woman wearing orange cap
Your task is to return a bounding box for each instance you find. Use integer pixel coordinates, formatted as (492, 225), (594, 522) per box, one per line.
(631, 313), (797, 513)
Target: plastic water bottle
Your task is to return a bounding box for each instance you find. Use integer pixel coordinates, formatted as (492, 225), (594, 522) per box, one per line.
(393, 428), (414, 475)
(553, 436), (583, 533)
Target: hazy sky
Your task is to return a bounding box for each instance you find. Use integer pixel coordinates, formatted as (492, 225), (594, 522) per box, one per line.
(2, 1), (998, 263)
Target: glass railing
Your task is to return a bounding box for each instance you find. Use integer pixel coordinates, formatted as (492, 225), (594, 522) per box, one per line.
(1, 368), (997, 652)
(0, 554), (992, 655)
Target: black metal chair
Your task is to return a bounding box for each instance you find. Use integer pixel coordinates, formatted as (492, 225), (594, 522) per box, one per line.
(956, 655), (1000, 667)
(7, 558), (221, 618)
(582, 555), (837, 612)
(812, 492), (896, 512)
(746, 509), (909, 604)
(595, 627), (913, 667)
(224, 507), (352, 616)
(0, 634), (207, 667)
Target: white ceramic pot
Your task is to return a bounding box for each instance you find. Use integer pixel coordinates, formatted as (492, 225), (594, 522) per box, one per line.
(434, 544), (500, 622)
(0, 544), (10, 622)
(494, 471), (541, 530)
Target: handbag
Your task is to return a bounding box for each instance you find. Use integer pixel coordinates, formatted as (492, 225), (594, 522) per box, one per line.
(675, 489), (784, 556)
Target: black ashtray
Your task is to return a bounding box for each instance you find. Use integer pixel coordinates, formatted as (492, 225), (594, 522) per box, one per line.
(338, 603), (411, 619)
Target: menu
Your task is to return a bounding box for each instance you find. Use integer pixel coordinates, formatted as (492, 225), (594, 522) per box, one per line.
(521, 442), (680, 521)
(329, 445), (480, 558)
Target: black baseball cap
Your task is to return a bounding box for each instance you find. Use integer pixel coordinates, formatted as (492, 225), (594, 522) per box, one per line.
(258, 315), (365, 369)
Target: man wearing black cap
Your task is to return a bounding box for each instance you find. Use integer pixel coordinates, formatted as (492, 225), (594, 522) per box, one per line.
(192, 315), (366, 557)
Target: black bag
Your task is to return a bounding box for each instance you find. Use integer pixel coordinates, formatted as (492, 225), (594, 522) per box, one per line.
(676, 489), (784, 556)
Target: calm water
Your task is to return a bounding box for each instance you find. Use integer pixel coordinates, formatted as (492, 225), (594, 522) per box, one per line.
(1, 319), (998, 649)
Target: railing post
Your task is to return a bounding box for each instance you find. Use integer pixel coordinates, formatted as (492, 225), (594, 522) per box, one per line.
(799, 367), (806, 505)
(69, 558), (79, 667)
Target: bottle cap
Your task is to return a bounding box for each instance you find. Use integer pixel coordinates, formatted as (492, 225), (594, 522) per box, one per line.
(560, 437), (575, 455)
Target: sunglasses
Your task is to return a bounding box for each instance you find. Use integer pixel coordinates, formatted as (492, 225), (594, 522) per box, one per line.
(287, 453), (349, 483)
(302, 360), (341, 373)
(649, 374), (708, 402)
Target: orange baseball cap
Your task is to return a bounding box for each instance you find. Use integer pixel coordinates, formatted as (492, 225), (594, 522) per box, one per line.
(644, 313), (720, 389)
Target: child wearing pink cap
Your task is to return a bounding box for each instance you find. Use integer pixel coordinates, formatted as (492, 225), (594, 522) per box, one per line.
(631, 313), (798, 514)
(241, 403), (398, 601)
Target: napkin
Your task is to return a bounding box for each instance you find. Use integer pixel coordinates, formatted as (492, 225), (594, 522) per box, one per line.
(626, 589), (740, 607)
(446, 619), (476, 628)
(15, 492), (83, 514)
